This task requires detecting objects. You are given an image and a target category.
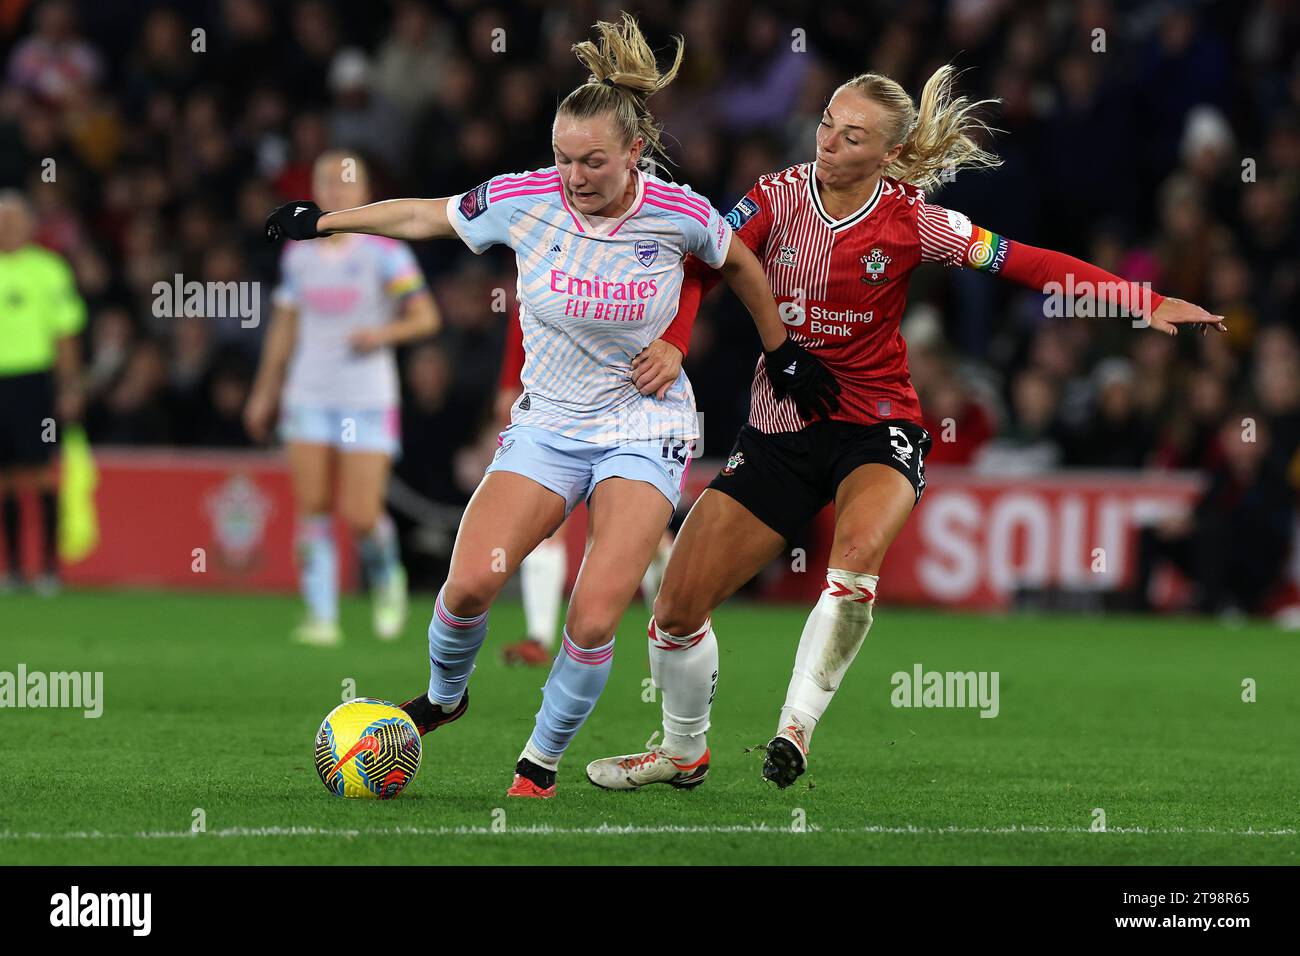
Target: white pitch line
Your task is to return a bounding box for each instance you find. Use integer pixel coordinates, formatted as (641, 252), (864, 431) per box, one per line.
(0, 823), (1294, 841)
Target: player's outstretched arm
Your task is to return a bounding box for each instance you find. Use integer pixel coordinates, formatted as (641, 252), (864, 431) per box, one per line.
(921, 205), (1227, 336)
(265, 198), (457, 243)
(996, 240), (1226, 336)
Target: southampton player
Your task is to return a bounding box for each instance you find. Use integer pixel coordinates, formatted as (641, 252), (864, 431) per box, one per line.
(586, 65), (1226, 792)
(265, 15), (834, 798)
(246, 151), (440, 645)
(497, 303), (680, 667)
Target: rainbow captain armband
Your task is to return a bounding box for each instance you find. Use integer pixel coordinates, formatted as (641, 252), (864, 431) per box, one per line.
(965, 224), (1009, 273)
(386, 271), (425, 298)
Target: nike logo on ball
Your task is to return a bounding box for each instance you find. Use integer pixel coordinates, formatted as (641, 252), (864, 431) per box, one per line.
(294, 206), (308, 215)
(326, 733), (380, 779)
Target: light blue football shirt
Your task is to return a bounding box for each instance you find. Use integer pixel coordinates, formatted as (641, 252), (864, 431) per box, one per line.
(448, 166), (732, 444)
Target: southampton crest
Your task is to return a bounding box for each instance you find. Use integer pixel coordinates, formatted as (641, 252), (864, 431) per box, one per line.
(861, 247), (892, 283)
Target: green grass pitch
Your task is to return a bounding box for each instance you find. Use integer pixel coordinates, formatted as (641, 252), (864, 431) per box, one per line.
(1, 590), (1296, 865)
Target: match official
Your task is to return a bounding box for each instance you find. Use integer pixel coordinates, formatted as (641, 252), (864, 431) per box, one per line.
(0, 190), (86, 594)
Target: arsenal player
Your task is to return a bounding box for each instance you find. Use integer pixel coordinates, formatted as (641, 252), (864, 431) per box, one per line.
(496, 302), (683, 667)
(266, 15), (834, 799)
(492, 305), (569, 667)
(586, 65), (1225, 792)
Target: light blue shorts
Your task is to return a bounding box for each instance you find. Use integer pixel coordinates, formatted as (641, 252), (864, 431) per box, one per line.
(485, 424), (692, 515)
(279, 405), (401, 456)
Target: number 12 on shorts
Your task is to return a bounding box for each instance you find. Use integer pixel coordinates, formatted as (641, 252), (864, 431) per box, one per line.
(661, 438), (694, 465)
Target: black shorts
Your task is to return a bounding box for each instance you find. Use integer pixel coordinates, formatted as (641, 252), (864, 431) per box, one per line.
(0, 371), (57, 468)
(706, 420), (932, 543)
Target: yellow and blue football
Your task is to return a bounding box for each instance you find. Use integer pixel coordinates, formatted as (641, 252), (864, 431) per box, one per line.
(314, 698), (421, 798)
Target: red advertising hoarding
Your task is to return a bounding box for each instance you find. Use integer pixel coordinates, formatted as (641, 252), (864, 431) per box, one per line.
(1, 448), (356, 592)
(10, 448), (1287, 611)
(564, 464), (1210, 608)
(854, 468), (1204, 608)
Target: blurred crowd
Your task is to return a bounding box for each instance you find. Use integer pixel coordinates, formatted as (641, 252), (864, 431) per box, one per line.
(1, 0), (1298, 516)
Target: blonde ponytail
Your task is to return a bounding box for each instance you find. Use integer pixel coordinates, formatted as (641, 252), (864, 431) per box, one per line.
(558, 13), (684, 165)
(841, 65), (1002, 192)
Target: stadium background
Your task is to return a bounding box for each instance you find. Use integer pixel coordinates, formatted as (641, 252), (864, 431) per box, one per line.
(2, 0), (1298, 614)
(3, 0), (1300, 874)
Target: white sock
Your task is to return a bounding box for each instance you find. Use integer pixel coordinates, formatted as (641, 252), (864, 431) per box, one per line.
(520, 537), (566, 650)
(779, 568), (878, 752)
(649, 617), (717, 762)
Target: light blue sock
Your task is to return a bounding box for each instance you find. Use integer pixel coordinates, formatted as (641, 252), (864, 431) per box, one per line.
(297, 515), (337, 622)
(358, 513), (399, 588)
(427, 586), (489, 707)
(527, 631), (615, 765)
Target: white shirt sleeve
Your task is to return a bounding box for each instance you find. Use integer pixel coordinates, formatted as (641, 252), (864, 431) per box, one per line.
(447, 168), (556, 254)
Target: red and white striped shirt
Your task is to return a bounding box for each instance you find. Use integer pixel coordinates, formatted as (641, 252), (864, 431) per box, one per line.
(674, 161), (1162, 434)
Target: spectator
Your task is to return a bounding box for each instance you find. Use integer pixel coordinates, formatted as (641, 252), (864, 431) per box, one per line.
(6, 0), (103, 109)
(194, 347), (255, 447)
(372, 1), (452, 118)
(1252, 327), (1300, 481)
(396, 343), (482, 507)
(1132, 411), (1294, 615)
(1152, 367), (1230, 471)
(975, 368), (1064, 474)
(918, 360), (997, 465)
(326, 48), (409, 182)
(85, 336), (172, 445)
(712, 11), (812, 134)
(0, 0), (1293, 584)
(1062, 358), (1155, 468)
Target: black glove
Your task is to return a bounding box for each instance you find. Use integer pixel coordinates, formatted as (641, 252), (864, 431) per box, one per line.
(265, 200), (323, 242)
(763, 336), (842, 421)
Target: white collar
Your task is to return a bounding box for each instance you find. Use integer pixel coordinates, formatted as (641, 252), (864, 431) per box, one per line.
(561, 168), (646, 237)
(808, 163), (884, 230)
